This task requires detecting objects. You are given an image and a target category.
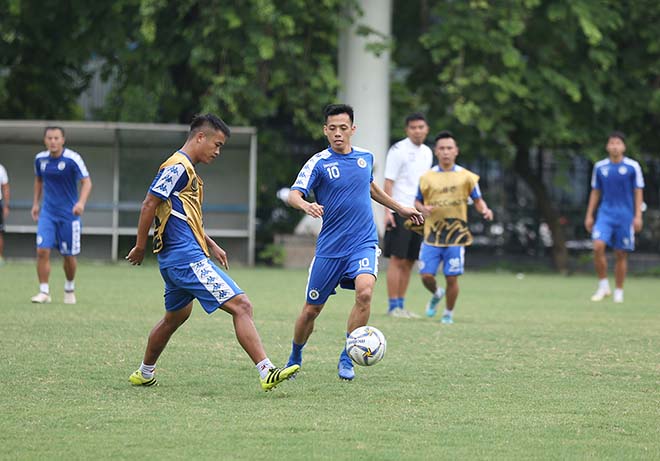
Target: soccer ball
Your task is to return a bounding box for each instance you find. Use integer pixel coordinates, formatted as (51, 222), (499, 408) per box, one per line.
(346, 326), (387, 366)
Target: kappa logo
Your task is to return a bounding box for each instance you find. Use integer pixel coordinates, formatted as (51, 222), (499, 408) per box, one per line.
(357, 158), (367, 168)
(309, 289), (320, 300)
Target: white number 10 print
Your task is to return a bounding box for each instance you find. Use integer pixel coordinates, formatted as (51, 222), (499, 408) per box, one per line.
(325, 165), (340, 179)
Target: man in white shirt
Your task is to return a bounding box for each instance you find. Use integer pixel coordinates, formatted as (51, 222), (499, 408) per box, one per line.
(0, 163), (9, 264)
(383, 113), (433, 318)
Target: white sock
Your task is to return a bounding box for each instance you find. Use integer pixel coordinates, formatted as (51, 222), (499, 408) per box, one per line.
(39, 283), (49, 294)
(139, 362), (156, 378)
(256, 358), (275, 379)
(434, 287), (445, 299)
(443, 308), (453, 317)
(598, 278), (610, 290)
(64, 280), (75, 292)
(614, 288), (623, 297)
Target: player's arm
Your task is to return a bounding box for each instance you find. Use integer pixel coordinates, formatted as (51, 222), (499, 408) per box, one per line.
(126, 192), (162, 265)
(205, 234), (228, 270)
(31, 177), (43, 221)
(370, 182), (423, 225)
(383, 178), (396, 228)
(633, 188), (643, 232)
(2, 182), (9, 218)
(288, 189), (324, 218)
(73, 177), (93, 216)
(473, 197), (493, 221)
(584, 189), (601, 233)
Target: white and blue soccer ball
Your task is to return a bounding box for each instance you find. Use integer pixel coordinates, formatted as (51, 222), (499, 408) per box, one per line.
(346, 326), (387, 366)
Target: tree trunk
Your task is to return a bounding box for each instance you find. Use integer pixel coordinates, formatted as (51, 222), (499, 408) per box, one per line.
(513, 144), (569, 273)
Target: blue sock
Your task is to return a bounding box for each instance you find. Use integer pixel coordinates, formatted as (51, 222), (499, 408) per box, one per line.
(388, 298), (398, 312)
(339, 333), (352, 364)
(287, 340), (305, 367)
(397, 297), (404, 309)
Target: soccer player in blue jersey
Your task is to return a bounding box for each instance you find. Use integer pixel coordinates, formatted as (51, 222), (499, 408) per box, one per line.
(285, 104), (424, 380)
(31, 127), (92, 304)
(584, 131), (644, 303)
(126, 114), (298, 391)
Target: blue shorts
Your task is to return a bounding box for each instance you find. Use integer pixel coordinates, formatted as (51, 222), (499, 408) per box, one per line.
(305, 245), (380, 305)
(36, 214), (81, 256)
(592, 217), (634, 251)
(418, 243), (465, 276)
(159, 258), (244, 313)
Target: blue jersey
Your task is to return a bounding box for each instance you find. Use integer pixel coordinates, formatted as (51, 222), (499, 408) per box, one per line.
(591, 157), (644, 222)
(34, 148), (89, 219)
(148, 158), (207, 268)
(292, 146), (377, 258)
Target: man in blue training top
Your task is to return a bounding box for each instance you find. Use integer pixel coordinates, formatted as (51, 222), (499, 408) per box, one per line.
(126, 114), (298, 391)
(285, 104), (424, 380)
(584, 131), (644, 304)
(31, 127), (92, 304)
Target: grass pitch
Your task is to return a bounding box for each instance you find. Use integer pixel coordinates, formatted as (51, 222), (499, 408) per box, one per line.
(0, 260), (658, 460)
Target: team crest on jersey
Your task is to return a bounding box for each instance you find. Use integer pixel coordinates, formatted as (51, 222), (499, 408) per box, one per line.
(58, 161), (66, 171)
(191, 177), (199, 191)
(357, 158), (367, 168)
(618, 166), (627, 175)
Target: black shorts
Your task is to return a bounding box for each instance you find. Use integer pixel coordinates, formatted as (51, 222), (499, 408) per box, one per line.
(383, 213), (423, 260)
(0, 200), (4, 232)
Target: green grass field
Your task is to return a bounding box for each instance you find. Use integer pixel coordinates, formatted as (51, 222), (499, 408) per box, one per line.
(0, 260), (658, 460)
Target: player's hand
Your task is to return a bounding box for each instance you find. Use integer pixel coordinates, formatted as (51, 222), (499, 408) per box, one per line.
(482, 208), (494, 221)
(303, 202), (324, 218)
(125, 246), (145, 265)
(633, 216), (643, 233)
(418, 204), (434, 218)
(72, 202), (85, 216)
(31, 205), (39, 221)
(584, 215), (594, 233)
(212, 245), (229, 270)
(384, 211), (396, 229)
(399, 206), (424, 226)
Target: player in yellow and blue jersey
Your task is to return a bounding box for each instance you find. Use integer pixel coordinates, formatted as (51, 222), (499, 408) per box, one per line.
(415, 131), (493, 324)
(126, 114), (298, 391)
(285, 104), (424, 380)
(584, 131), (644, 303)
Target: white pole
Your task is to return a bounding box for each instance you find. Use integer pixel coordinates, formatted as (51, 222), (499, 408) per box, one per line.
(338, 0), (392, 236)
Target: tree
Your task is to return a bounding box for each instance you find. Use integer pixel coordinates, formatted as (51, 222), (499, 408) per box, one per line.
(391, 0), (660, 271)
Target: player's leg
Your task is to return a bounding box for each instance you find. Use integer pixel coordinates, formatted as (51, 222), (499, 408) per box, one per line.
(59, 218), (81, 304)
(62, 256), (77, 304)
(419, 243), (444, 317)
(440, 247), (464, 324)
(129, 302), (193, 386)
(286, 256), (340, 369)
(384, 215), (418, 317)
(590, 219), (612, 301)
(613, 250), (628, 303)
(0, 200), (4, 263)
(32, 216), (56, 303)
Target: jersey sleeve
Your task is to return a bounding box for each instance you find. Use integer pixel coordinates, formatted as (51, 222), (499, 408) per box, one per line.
(73, 156), (90, 180)
(590, 165), (601, 190)
(470, 183), (483, 200)
(149, 163), (188, 200)
(291, 157), (320, 197)
(0, 165), (7, 184)
(633, 161), (645, 189)
(34, 157), (42, 179)
(383, 146), (401, 181)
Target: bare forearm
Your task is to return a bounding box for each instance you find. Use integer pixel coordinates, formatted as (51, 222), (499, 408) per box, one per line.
(78, 178), (92, 206)
(585, 190), (600, 217)
(33, 179), (42, 206)
(634, 189), (643, 219)
(370, 182), (404, 214)
(135, 201), (157, 249)
(2, 184), (9, 207)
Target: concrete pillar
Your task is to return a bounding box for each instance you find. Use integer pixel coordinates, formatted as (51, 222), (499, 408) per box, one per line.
(338, 0), (392, 235)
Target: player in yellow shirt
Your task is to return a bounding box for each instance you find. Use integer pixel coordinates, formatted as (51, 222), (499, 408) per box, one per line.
(414, 131), (493, 323)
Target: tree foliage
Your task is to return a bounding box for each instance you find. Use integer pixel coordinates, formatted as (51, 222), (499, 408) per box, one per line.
(392, 0), (660, 270)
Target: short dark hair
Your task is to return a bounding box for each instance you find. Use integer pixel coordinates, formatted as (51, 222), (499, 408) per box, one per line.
(189, 113), (231, 139)
(324, 104), (354, 124)
(608, 130), (626, 143)
(434, 130), (456, 144)
(44, 126), (65, 137)
(405, 112), (427, 126)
